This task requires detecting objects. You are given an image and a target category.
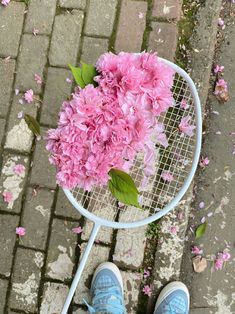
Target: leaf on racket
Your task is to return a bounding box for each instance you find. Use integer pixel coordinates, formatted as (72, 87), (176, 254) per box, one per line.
(24, 114), (40, 136)
(108, 168), (141, 208)
(81, 61), (98, 86)
(195, 222), (207, 239)
(68, 62), (97, 88)
(68, 64), (86, 88)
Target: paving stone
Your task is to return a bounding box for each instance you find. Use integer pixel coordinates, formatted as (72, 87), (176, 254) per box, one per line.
(82, 221), (114, 245)
(40, 282), (69, 314)
(115, 0), (147, 52)
(0, 154), (29, 213)
(82, 187), (116, 244)
(55, 187), (81, 220)
(120, 270), (141, 314)
(30, 128), (57, 189)
(59, 0), (86, 9)
(81, 36), (109, 64)
(113, 208), (149, 269)
(148, 22), (178, 61)
(0, 279), (8, 312)
(15, 34), (49, 94)
(0, 215), (19, 276)
(152, 0), (181, 20)
(25, 0), (57, 35)
(0, 59), (15, 117)
(74, 244), (110, 304)
(49, 10), (84, 67)
(40, 67), (72, 127)
(46, 218), (78, 281)
(0, 118), (6, 145)
(85, 0), (117, 37)
(4, 93), (38, 153)
(21, 187), (55, 250)
(9, 248), (44, 312)
(0, 2), (25, 57)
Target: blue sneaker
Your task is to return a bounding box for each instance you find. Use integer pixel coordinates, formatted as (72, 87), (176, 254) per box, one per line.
(154, 281), (190, 314)
(84, 262), (126, 314)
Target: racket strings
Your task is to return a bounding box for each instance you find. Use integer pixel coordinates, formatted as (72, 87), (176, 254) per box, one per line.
(70, 74), (197, 223)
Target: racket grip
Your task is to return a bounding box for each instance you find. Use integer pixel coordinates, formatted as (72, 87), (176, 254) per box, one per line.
(61, 223), (100, 314)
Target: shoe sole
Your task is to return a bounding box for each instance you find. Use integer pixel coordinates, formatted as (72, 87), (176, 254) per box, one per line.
(91, 262), (124, 293)
(154, 281), (190, 312)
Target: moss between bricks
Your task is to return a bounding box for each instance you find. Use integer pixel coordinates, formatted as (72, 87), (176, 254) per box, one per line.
(175, 0), (204, 70)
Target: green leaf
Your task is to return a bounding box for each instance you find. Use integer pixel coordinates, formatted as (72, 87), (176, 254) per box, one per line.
(24, 114), (40, 136)
(81, 61), (97, 86)
(108, 169), (141, 208)
(68, 64), (85, 88)
(195, 222), (207, 239)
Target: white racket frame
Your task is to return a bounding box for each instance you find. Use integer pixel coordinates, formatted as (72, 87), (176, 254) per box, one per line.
(61, 58), (202, 313)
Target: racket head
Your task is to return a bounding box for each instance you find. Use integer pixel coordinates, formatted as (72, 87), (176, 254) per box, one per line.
(63, 58), (202, 229)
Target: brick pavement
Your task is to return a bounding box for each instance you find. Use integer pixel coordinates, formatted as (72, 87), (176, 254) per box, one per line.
(0, 0), (180, 313)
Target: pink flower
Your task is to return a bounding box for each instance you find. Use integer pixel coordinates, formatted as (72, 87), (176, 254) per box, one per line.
(218, 18), (224, 26)
(199, 156), (210, 168)
(177, 212), (184, 220)
(16, 227), (26, 236)
(169, 226), (177, 235)
(13, 164), (25, 175)
(34, 74), (42, 85)
(214, 257), (224, 270)
(180, 99), (189, 110)
(214, 79), (229, 102)
(2, 191), (13, 203)
(222, 251), (231, 262)
(1, 0), (10, 6)
(155, 123), (169, 148)
(215, 79), (228, 92)
(214, 65), (224, 74)
(179, 116), (196, 137)
(199, 201), (205, 209)
(161, 171), (174, 182)
(24, 89), (34, 103)
(143, 269), (150, 278)
(143, 285), (152, 297)
(191, 246), (203, 255)
(72, 226), (83, 234)
(214, 250), (231, 270)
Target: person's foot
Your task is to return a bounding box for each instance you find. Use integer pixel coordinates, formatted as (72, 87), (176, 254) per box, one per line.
(84, 262), (126, 314)
(154, 281), (189, 314)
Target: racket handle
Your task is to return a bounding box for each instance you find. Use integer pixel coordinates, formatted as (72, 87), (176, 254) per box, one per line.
(61, 223), (100, 314)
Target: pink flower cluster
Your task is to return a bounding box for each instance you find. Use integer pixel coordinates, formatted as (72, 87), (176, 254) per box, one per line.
(47, 52), (174, 190)
(214, 79), (228, 97)
(214, 250), (231, 270)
